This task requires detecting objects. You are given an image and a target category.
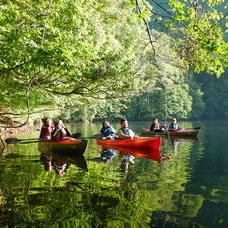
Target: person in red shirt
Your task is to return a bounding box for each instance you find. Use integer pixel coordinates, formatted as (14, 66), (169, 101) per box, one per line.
(39, 118), (53, 140)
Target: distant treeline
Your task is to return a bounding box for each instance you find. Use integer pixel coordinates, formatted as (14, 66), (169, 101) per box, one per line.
(61, 70), (228, 122)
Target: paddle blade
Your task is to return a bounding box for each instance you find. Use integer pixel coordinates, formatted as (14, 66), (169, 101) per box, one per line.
(5, 138), (22, 144)
(185, 127), (201, 130)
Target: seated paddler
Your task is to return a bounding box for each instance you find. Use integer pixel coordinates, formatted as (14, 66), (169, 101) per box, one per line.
(150, 118), (161, 132)
(52, 120), (71, 139)
(39, 118), (54, 140)
(150, 118), (167, 132)
(168, 118), (182, 131)
(118, 119), (138, 139)
(100, 120), (117, 139)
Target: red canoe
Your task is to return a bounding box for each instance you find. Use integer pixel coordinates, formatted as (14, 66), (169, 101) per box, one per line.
(96, 137), (162, 150)
(142, 128), (200, 137)
(39, 138), (88, 155)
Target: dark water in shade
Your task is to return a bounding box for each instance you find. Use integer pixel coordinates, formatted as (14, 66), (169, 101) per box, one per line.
(0, 121), (228, 227)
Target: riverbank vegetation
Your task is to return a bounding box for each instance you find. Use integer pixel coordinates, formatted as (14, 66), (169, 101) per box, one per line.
(0, 0), (227, 125)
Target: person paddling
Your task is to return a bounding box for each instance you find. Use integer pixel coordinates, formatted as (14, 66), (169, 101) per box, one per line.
(39, 118), (54, 140)
(168, 118), (182, 130)
(150, 118), (161, 132)
(118, 119), (138, 139)
(150, 118), (167, 132)
(100, 120), (117, 139)
(51, 120), (71, 139)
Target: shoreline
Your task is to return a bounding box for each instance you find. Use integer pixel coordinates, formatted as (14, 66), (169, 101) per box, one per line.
(0, 123), (37, 146)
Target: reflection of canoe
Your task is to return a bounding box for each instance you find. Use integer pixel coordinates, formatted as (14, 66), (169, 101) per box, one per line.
(38, 138), (88, 155)
(98, 145), (161, 162)
(96, 137), (162, 150)
(40, 152), (88, 171)
(142, 128), (200, 137)
(115, 146), (161, 162)
(171, 137), (199, 143)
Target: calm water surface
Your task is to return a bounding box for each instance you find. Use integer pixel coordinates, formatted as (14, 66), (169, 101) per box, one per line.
(0, 121), (228, 227)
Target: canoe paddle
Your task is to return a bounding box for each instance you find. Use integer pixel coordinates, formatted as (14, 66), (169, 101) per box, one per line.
(184, 127), (201, 130)
(170, 127), (201, 131)
(5, 133), (82, 144)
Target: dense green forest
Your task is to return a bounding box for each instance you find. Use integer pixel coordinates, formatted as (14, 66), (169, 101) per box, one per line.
(0, 0), (227, 125)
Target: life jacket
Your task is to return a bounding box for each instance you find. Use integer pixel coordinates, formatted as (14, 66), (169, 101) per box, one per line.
(169, 123), (180, 130)
(121, 127), (131, 136)
(100, 126), (116, 136)
(119, 127), (134, 137)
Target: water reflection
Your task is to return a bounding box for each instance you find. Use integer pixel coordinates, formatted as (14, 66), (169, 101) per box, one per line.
(120, 155), (135, 173)
(38, 139), (88, 175)
(40, 155), (70, 175)
(1, 122), (228, 227)
(90, 147), (136, 173)
(91, 148), (119, 163)
(93, 139), (181, 169)
(169, 137), (199, 151)
(40, 152), (88, 175)
(94, 145), (164, 173)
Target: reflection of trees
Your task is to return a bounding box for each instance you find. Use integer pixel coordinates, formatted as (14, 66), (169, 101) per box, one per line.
(0, 175), (148, 226)
(124, 140), (206, 221)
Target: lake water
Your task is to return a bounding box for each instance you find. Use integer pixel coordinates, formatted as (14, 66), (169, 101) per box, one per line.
(0, 121), (228, 227)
